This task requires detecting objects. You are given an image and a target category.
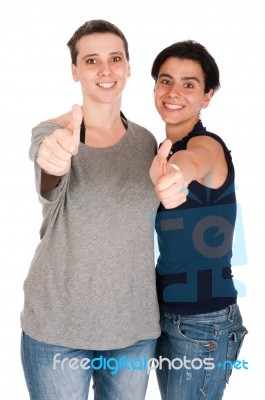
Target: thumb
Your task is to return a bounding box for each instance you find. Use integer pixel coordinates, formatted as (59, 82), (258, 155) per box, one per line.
(158, 139), (172, 160)
(150, 139), (173, 184)
(71, 104), (83, 145)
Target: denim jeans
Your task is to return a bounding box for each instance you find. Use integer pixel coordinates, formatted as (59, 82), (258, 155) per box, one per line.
(155, 304), (247, 400)
(21, 332), (157, 400)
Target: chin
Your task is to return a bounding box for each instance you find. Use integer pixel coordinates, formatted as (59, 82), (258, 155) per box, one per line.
(157, 109), (176, 123)
(160, 115), (179, 125)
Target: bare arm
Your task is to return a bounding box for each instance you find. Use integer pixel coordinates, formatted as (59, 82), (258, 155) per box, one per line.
(168, 135), (227, 189)
(150, 135), (227, 209)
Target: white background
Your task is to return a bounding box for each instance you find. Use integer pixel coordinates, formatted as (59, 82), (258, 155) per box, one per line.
(0, 0), (264, 398)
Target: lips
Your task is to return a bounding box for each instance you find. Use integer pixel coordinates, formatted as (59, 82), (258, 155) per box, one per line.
(97, 82), (116, 89)
(164, 102), (184, 110)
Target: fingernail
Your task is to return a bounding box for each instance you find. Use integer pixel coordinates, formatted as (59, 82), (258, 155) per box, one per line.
(171, 164), (180, 171)
(181, 187), (189, 196)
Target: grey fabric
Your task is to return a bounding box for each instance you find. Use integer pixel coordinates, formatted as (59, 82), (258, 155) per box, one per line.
(21, 120), (161, 350)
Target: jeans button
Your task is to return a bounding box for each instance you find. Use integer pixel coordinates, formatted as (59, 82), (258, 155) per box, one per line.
(205, 341), (218, 351)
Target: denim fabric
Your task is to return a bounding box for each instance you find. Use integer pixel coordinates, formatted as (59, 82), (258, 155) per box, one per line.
(21, 332), (157, 400)
(155, 304), (247, 400)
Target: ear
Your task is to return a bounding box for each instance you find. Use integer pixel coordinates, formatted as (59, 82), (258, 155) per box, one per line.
(71, 64), (79, 82)
(202, 88), (214, 108)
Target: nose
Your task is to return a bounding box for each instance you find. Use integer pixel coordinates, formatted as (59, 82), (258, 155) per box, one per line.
(168, 83), (181, 98)
(99, 61), (112, 76)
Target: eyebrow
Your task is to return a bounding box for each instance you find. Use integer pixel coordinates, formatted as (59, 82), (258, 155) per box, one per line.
(182, 76), (201, 83)
(82, 51), (124, 60)
(158, 73), (201, 83)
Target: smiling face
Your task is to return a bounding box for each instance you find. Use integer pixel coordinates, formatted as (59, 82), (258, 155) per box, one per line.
(71, 33), (131, 105)
(154, 57), (213, 136)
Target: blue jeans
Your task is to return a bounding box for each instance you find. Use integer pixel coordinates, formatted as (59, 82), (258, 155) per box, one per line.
(155, 304), (247, 400)
(21, 332), (157, 400)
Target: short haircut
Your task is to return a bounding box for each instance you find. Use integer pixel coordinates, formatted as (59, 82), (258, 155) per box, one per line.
(151, 40), (220, 93)
(67, 19), (129, 65)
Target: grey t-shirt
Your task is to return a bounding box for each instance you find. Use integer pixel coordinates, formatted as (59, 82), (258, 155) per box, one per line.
(21, 120), (161, 350)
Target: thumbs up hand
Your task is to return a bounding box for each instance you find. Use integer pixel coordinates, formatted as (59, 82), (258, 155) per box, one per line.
(150, 139), (188, 209)
(37, 105), (83, 176)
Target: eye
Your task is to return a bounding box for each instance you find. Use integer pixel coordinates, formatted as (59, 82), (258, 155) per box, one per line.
(184, 82), (194, 89)
(86, 58), (97, 64)
(111, 56), (122, 62)
(161, 79), (171, 85)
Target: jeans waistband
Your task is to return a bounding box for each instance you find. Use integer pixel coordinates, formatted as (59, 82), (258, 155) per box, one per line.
(162, 303), (239, 323)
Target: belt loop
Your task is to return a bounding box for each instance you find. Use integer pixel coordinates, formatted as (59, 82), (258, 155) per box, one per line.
(228, 304), (235, 322)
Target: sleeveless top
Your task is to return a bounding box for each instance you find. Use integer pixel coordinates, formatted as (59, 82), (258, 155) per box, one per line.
(156, 120), (237, 315)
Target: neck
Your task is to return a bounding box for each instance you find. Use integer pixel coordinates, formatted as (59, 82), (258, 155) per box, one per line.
(82, 98), (122, 127)
(81, 99), (126, 147)
(166, 117), (200, 143)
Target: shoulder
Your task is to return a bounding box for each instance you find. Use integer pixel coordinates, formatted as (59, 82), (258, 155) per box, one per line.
(191, 130), (232, 158)
(187, 130), (234, 173)
(128, 120), (157, 146)
(188, 133), (223, 150)
(187, 126), (231, 155)
(187, 124), (228, 149)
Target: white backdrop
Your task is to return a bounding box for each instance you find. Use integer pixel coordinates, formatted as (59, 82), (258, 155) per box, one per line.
(0, 0), (264, 398)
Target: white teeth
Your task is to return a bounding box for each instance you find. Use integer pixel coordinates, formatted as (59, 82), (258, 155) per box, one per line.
(165, 103), (183, 110)
(97, 82), (115, 88)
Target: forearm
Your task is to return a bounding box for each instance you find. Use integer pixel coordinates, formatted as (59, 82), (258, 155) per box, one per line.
(169, 150), (200, 185)
(41, 170), (62, 194)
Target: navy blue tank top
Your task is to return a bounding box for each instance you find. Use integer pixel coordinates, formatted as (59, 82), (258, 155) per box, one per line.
(156, 120), (237, 315)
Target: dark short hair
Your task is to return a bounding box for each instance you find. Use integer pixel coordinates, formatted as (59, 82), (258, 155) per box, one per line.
(151, 40), (220, 93)
(67, 19), (129, 65)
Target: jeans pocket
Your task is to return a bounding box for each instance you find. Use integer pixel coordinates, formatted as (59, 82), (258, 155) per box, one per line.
(225, 324), (248, 382)
(176, 321), (218, 354)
